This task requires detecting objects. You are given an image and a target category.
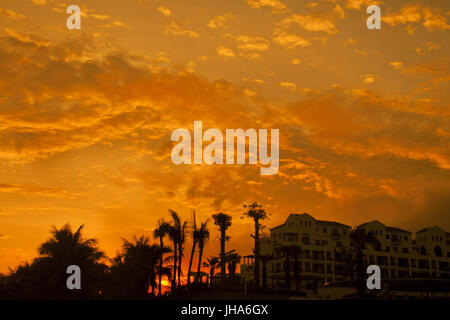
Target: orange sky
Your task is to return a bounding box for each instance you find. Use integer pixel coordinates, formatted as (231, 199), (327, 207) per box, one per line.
(0, 0), (449, 273)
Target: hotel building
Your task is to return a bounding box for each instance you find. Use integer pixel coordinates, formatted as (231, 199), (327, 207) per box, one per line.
(241, 213), (450, 290)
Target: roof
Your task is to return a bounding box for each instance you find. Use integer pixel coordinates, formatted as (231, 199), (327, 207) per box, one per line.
(270, 213), (311, 230)
(386, 226), (411, 234)
(270, 213), (350, 230)
(416, 226), (447, 234)
(316, 220), (351, 228)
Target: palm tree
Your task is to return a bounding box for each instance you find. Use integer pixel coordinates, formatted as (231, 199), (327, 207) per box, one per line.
(195, 220), (210, 284)
(338, 247), (357, 281)
(349, 226), (380, 297)
(212, 212), (232, 281)
(36, 224), (106, 298)
(153, 218), (171, 295)
(177, 220), (188, 287)
(187, 211), (197, 286)
(260, 254), (273, 289)
(115, 235), (169, 297)
(202, 256), (219, 287)
(243, 203), (268, 289)
(226, 252), (241, 279)
(168, 209), (188, 288)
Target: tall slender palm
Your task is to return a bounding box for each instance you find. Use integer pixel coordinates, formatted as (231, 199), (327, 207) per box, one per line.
(349, 226), (380, 297)
(195, 220), (210, 284)
(187, 211), (198, 286)
(153, 219), (171, 295)
(202, 256), (219, 287)
(177, 220), (188, 287)
(226, 252), (241, 279)
(212, 212), (232, 281)
(168, 211), (180, 290)
(169, 209), (188, 288)
(243, 203), (268, 289)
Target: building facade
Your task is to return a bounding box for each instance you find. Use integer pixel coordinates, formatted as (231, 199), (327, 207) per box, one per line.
(241, 213), (450, 290)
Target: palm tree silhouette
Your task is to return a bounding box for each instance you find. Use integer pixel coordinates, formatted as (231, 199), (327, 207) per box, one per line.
(39, 224), (106, 297)
(243, 203), (268, 289)
(212, 212), (232, 282)
(226, 252), (241, 279)
(153, 218), (171, 295)
(195, 220), (210, 284)
(114, 235), (170, 298)
(349, 226), (380, 297)
(202, 256), (219, 287)
(168, 209), (187, 288)
(187, 211), (197, 286)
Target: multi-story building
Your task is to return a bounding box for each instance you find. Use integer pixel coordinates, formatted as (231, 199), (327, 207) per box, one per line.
(241, 213), (450, 290)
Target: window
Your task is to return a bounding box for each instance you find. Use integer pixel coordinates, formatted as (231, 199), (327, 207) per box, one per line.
(323, 227), (328, 233)
(343, 229), (347, 235)
(404, 236), (408, 241)
(386, 234), (390, 239)
(302, 233), (310, 245)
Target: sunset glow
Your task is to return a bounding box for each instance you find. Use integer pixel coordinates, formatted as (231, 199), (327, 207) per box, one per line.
(0, 0), (449, 277)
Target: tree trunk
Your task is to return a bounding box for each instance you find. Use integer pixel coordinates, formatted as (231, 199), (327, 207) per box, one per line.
(196, 244), (204, 284)
(254, 218), (260, 289)
(178, 243), (182, 287)
(158, 237), (164, 295)
(172, 241), (177, 290)
(220, 228), (226, 281)
(187, 241), (196, 285)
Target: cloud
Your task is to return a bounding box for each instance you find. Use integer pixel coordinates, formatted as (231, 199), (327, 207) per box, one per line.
(157, 6), (172, 17)
(207, 14), (233, 29)
(383, 5), (450, 32)
(279, 14), (338, 34)
(227, 34), (270, 52)
(216, 46), (236, 58)
(0, 183), (87, 198)
(361, 74), (375, 84)
(389, 61), (403, 70)
(246, 0), (288, 14)
(272, 30), (311, 49)
(165, 21), (199, 38)
(279, 81), (297, 91)
(0, 9), (26, 20)
(99, 21), (130, 29)
(30, 0), (47, 5)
